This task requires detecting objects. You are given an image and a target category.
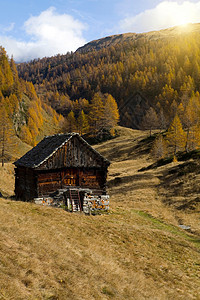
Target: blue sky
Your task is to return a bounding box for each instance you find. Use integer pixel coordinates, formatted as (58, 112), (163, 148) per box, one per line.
(0, 0), (200, 62)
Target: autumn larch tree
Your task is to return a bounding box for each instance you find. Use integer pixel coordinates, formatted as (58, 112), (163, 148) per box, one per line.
(103, 94), (119, 134)
(77, 110), (89, 135)
(185, 124), (200, 151)
(166, 114), (186, 155)
(141, 107), (158, 136)
(62, 111), (77, 133)
(182, 96), (200, 152)
(20, 125), (33, 145)
(89, 92), (104, 136)
(0, 105), (15, 166)
(157, 108), (167, 132)
(151, 135), (167, 160)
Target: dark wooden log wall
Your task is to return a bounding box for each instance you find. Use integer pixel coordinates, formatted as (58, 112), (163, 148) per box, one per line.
(36, 167), (107, 197)
(15, 167), (107, 200)
(15, 167), (37, 201)
(37, 171), (61, 196)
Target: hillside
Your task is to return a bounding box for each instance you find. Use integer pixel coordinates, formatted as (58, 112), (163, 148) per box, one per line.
(76, 23), (200, 53)
(0, 46), (64, 159)
(0, 127), (199, 299)
(17, 23), (200, 128)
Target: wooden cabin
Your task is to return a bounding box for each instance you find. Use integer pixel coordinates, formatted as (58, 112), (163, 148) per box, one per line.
(14, 133), (110, 208)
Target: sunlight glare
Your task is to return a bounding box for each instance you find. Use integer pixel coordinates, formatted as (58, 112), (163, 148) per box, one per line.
(176, 14), (190, 26)
(174, 5), (194, 27)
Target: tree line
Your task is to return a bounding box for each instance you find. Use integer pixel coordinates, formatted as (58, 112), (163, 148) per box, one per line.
(62, 93), (119, 138)
(142, 92), (200, 159)
(0, 47), (120, 165)
(0, 47), (63, 165)
(17, 29), (200, 129)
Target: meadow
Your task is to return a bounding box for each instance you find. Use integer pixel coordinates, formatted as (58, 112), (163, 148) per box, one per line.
(0, 127), (199, 299)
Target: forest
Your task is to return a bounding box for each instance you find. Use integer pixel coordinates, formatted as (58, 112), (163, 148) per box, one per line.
(1, 24), (200, 163)
(16, 25), (200, 157)
(0, 46), (119, 165)
(0, 46), (65, 165)
(17, 27), (200, 124)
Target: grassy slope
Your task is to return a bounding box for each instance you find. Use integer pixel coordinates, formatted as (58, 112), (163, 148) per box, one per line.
(0, 127), (200, 300)
(0, 137), (31, 197)
(77, 23), (200, 53)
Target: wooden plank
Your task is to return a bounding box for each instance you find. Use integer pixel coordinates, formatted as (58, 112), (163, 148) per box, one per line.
(38, 180), (60, 186)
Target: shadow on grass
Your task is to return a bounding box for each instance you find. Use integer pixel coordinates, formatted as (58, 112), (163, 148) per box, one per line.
(109, 181), (156, 197)
(99, 135), (155, 162)
(152, 152), (200, 212)
(139, 149), (200, 172)
(108, 173), (155, 188)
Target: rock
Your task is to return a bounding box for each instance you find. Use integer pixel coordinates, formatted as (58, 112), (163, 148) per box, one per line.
(178, 224), (191, 230)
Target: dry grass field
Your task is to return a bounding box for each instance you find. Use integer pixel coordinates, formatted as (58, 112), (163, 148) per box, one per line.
(0, 136), (31, 197)
(0, 127), (199, 300)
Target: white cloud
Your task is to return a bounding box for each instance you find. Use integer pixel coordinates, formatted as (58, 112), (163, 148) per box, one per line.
(0, 7), (87, 62)
(120, 1), (200, 33)
(3, 23), (15, 33)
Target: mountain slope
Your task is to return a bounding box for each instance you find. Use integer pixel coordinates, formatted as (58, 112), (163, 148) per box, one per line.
(76, 32), (138, 53)
(0, 127), (199, 299)
(17, 23), (200, 129)
(0, 47), (63, 155)
(77, 23), (200, 53)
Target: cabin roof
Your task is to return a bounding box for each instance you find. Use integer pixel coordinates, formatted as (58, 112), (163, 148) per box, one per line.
(14, 133), (110, 168)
